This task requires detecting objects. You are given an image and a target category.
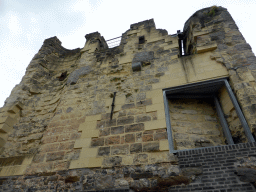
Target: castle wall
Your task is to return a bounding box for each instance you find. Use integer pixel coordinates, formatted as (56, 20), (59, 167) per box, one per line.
(0, 6), (256, 191)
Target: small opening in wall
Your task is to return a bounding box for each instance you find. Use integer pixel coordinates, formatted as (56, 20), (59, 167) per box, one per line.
(139, 36), (145, 44)
(177, 30), (185, 56)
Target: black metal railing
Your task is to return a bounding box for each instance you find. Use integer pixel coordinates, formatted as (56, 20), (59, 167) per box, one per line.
(106, 36), (121, 48)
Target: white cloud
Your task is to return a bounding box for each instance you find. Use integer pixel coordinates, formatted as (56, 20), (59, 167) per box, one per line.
(6, 12), (23, 35)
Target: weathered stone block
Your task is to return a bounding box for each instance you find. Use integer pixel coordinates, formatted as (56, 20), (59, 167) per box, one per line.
(0, 116), (15, 127)
(98, 147), (110, 156)
(101, 116), (113, 126)
(102, 156), (122, 168)
(121, 103), (135, 110)
(125, 123), (144, 133)
(136, 115), (151, 123)
(111, 145), (129, 155)
(132, 62), (142, 72)
(130, 143), (142, 154)
(46, 151), (65, 162)
(143, 142), (159, 152)
(91, 138), (104, 147)
(133, 154), (148, 164)
(111, 126), (124, 135)
(125, 134), (135, 143)
(117, 116), (134, 125)
(105, 136), (120, 145)
(154, 132), (167, 141)
(142, 134), (153, 142)
(99, 128), (110, 137)
(0, 123), (12, 133)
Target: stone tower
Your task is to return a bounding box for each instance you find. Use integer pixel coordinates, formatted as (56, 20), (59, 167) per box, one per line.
(0, 6), (256, 191)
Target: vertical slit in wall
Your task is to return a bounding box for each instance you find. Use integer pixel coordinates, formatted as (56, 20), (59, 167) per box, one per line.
(181, 40), (185, 56)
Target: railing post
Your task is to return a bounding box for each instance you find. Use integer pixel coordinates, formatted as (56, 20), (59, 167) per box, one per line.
(163, 91), (175, 153)
(224, 79), (255, 142)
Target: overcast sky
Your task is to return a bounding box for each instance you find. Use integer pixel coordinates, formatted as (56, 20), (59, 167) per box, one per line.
(0, 0), (255, 107)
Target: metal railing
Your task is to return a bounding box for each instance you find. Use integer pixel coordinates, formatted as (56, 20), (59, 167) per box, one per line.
(106, 36), (121, 48)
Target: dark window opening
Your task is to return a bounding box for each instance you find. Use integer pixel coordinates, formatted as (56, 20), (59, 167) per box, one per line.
(139, 36), (145, 44)
(177, 30), (185, 56)
(163, 78), (255, 153)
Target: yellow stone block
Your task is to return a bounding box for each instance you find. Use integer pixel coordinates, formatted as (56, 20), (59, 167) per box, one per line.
(157, 110), (166, 120)
(205, 68), (228, 79)
(165, 79), (184, 88)
(159, 140), (169, 151)
(74, 138), (91, 149)
(144, 119), (166, 130)
(0, 137), (6, 147)
(194, 30), (210, 37)
(87, 157), (103, 168)
(0, 116), (14, 127)
(22, 155), (34, 165)
(115, 96), (126, 105)
(146, 89), (163, 99)
(85, 114), (101, 122)
(152, 82), (166, 90)
(80, 147), (98, 158)
(15, 101), (24, 109)
(119, 54), (133, 64)
(149, 151), (171, 163)
(222, 99), (234, 115)
(0, 123), (12, 133)
(113, 105), (122, 112)
(105, 98), (113, 106)
(78, 121), (97, 131)
(247, 73), (255, 82)
(0, 165), (27, 176)
(160, 75), (172, 82)
(81, 129), (99, 138)
(69, 159), (89, 169)
(121, 155), (134, 165)
(7, 105), (20, 114)
(163, 43), (179, 50)
(152, 96), (164, 104)
(146, 103), (164, 112)
(106, 96), (125, 106)
(197, 42), (217, 53)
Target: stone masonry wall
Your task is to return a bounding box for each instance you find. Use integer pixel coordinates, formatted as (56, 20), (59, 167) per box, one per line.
(0, 6), (256, 192)
(169, 98), (225, 150)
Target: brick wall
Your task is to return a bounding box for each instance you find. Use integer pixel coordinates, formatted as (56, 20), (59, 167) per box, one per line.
(169, 143), (256, 192)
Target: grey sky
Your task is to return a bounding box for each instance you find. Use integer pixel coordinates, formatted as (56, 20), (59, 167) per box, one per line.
(0, 0), (256, 107)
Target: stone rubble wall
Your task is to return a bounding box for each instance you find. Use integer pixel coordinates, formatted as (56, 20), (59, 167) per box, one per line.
(169, 98), (225, 150)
